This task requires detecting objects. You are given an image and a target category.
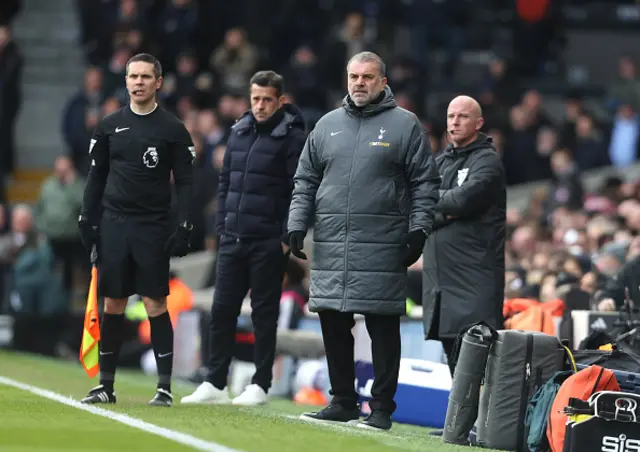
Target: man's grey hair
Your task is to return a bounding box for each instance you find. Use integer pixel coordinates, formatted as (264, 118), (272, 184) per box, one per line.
(347, 51), (386, 77)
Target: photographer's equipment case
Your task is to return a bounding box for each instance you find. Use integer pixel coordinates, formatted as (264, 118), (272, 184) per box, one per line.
(476, 330), (565, 451)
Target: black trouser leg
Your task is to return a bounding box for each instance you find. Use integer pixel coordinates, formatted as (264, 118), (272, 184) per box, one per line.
(318, 310), (358, 409)
(206, 239), (249, 389)
(247, 239), (286, 392)
(365, 314), (401, 414)
(441, 337), (456, 377)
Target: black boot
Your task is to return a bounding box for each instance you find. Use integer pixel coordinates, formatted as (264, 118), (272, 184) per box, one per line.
(299, 404), (360, 423)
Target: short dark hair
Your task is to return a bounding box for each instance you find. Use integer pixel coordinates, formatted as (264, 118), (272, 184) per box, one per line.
(249, 70), (284, 98)
(126, 53), (162, 79)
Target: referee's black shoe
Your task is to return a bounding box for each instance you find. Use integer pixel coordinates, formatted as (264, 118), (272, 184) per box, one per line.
(80, 385), (116, 404)
(149, 388), (173, 407)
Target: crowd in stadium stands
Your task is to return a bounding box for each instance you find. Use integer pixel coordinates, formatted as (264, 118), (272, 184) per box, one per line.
(2, 0), (640, 359)
(64, 0), (639, 251)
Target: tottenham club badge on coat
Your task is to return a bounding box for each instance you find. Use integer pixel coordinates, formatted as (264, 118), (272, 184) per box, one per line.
(369, 126), (390, 148)
(143, 147), (159, 168)
(457, 168), (469, 186)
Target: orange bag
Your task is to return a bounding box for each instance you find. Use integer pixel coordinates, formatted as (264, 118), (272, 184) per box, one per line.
(546, 365), (620, 452)
(504, 304), (556, 335)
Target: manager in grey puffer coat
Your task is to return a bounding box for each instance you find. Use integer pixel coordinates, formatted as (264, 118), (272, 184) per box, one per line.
(287, 52), (440, 429)
(288, 87), (440, 314)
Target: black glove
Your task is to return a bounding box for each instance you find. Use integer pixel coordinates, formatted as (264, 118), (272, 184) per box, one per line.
(166, 224), (191, 257)
(78, 216), (99, 260)
(289, 230), (307, 260)
(403, 229), (427, 267)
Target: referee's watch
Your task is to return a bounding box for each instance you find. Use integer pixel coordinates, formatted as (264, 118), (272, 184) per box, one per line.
(180, 221), (193, 231)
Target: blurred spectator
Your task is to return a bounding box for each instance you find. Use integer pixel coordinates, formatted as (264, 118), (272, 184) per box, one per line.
(62, 67), (104, 174)
(283, 45), (327, 128)
(606, 56), (640, 113)
(34, 156), (86, 301)
(210, 27), (258, 94)
(572, 113), (609, 170)
(196, 109), (225, 166)
(503, 105), (551, 184)
(189, 133), (217, 252)
(512, 0), (560, 77)
(608, 104), (640, 168)
(3, 205), (66, 356)
(156, 0), (199, 73)
(543, 148), (584, 218)
(558, 93), (584, 149)
(173, 49), (199, 102)
(102, 46), (134, 103)
(322, 12), (376, 96)
(481, 57), (520, 108)
(115, 0), (149, 34)
(0, 24), (22, 178)
(387, 56), (425, 118)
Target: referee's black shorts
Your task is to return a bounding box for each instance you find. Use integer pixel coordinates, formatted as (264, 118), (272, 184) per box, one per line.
(98, 211), (171, 299)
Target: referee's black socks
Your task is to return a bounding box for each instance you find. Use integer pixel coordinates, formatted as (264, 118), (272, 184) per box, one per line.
(149, 311), (174, 393)
(99, 313), (126, 393)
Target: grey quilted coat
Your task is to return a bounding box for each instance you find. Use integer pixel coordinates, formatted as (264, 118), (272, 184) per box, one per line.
(287, 86), (440, 315)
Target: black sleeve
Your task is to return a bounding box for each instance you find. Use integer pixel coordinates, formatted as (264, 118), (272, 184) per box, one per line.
(436, 150), (505, 218)
(80, 121), (110, 224)
(171, 122), (195, 225)
(280, 128), (307, 244)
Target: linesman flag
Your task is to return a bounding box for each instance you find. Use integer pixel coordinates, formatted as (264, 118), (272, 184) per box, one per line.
(80, 247), (100, 378)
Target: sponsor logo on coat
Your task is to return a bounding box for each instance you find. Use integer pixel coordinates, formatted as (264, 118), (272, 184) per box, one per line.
(369, 126), (390, 147)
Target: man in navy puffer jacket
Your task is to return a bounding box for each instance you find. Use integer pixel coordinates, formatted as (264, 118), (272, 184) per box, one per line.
(182, 70), (307, 406)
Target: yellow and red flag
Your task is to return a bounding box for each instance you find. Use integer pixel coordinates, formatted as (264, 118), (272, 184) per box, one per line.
(80, 266), (100, 378)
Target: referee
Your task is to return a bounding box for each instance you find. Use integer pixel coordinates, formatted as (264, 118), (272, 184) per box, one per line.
(78, 53), (195, 407)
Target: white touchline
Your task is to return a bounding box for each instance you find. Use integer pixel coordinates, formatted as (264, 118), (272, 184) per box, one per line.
(0, 376), (241, 452)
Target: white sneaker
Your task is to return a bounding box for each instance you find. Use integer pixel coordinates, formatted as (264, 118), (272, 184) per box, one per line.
(180, 382), (231, 404)
(232, 384), (268, 406)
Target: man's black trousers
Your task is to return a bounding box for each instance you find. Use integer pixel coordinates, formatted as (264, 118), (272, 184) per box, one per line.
(319, 310), (401, 414)
(206, 236), (286, 392)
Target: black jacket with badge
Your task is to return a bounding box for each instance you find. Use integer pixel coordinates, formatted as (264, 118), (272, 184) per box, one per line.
(216, 104), (307, 244)
(422, 133), (506, 339)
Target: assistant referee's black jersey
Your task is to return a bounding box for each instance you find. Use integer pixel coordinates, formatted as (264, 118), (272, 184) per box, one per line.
(81, 105), (194, 222)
